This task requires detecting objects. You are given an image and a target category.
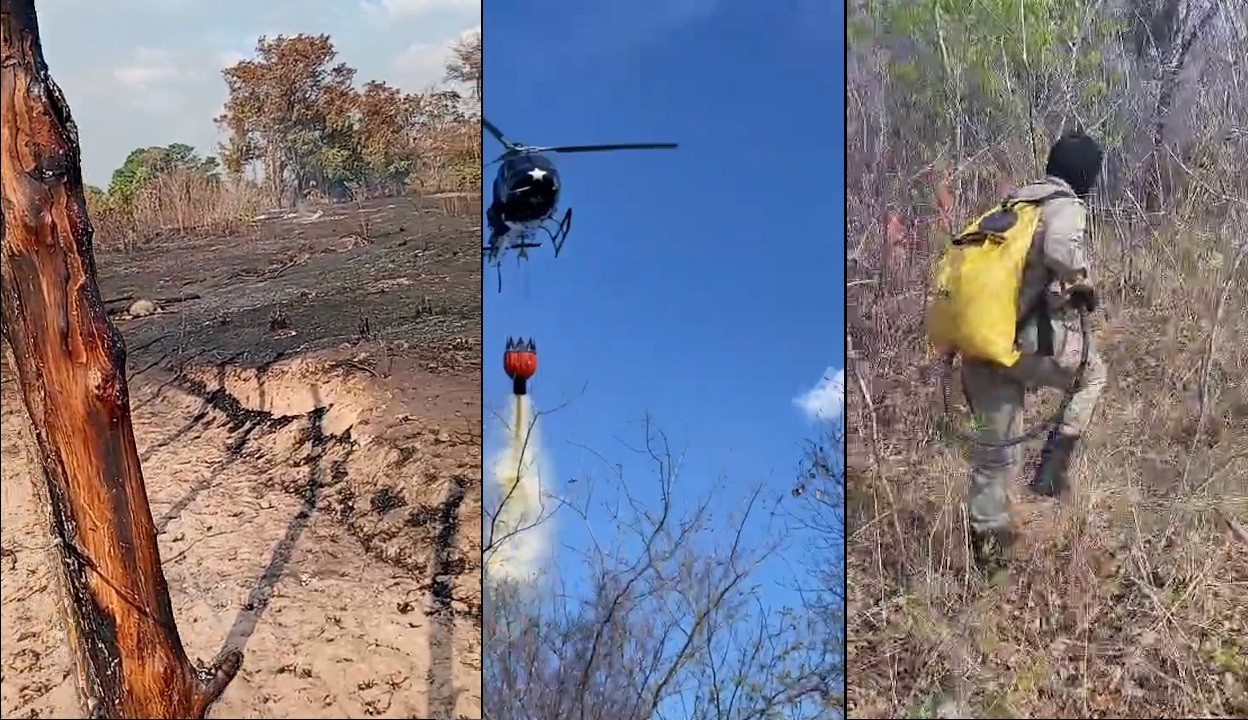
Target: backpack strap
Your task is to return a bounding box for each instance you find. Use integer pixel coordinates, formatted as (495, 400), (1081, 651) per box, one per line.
(1003, 186), (1075, 209)
(953, 187), (1076, 246)
(1015, 187), (1076, 356)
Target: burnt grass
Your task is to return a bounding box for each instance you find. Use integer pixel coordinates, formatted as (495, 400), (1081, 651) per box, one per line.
(99, 196), (481, 375)
(94, 196), (484, 619)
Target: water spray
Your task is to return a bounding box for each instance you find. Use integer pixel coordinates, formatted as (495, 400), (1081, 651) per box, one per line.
(488, 337), (549, 584)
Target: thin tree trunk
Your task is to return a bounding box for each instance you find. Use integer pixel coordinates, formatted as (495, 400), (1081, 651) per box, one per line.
(0, 2), (241, 717)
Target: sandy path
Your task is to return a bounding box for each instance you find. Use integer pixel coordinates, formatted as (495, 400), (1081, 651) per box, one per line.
(1, 377), (479, 719)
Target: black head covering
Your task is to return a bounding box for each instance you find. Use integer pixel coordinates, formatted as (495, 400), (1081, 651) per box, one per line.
(1045, 130), (1104, 196)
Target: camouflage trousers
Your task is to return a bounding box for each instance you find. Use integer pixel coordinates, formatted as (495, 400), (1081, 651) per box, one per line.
(960, 316), (1108, 532)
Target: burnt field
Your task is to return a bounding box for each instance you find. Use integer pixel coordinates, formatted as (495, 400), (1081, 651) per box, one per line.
(1, 196), (484, 718)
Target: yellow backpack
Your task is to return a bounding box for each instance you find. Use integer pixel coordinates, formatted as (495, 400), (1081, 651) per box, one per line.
(926, 189), (1072, 367)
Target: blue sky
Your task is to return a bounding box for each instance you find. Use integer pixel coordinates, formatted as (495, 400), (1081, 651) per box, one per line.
(483, 0), (846, 622)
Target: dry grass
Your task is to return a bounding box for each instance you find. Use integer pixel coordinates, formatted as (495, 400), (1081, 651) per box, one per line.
(846, 3), (1248, 713)
(89, 170), (267, 251)
(85, 146), (481, 254)
(846, 169), (1247, 717)
(409, 117), (481, 195)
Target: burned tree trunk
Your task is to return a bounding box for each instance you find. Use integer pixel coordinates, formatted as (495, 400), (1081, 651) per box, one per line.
(0, 2), (240, 717)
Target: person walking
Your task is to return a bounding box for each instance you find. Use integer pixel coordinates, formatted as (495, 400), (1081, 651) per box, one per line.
(961, 131), (1109, 569)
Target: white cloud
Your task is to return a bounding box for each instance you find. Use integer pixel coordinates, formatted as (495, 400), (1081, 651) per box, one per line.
(112, 48), (179, 90)
(794, 368), (845, 423)
(391, 43), (447, 90)
(391, 44), (447, 91)
(364, 0), (474, 21)
(216, 49), (249, 69)
(391, 25), (478, 91)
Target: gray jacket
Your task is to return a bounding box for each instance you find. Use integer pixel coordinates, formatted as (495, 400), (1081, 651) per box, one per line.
(1009, 175), (1092, 354)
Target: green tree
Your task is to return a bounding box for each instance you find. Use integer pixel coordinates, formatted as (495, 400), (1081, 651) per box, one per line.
(858, 0), (1118, 166)
(107, 144), (219, 209)
(83, 184), (109, 211)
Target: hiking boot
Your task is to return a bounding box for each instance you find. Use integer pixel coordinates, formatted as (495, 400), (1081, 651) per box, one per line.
(971, 526), (1016, 573)
(1030, 430), (1079, 498)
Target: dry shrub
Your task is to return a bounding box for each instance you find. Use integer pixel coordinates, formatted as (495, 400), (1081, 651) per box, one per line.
(88, 170), (266, 251)
(434, 192), (480, 218)
(485, 417), (836, 720)
(411, 116), (482, 195)
(845, 3), (1247, 717)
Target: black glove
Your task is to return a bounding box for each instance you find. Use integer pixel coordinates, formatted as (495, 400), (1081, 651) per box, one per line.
(1066, 281), (1097, 313)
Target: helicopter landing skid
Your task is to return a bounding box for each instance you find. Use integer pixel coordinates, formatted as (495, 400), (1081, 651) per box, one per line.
(546, 207), (571, 257)
(484, 209), (573, 292)
(511, 241), (542, 258)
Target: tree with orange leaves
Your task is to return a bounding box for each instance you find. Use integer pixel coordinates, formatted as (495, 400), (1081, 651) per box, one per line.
(352, 80), (422, 195)
(216, 34), (357, 206)
(217, 32), (481, 205)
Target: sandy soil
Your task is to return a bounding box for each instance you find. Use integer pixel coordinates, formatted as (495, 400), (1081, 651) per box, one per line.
(1, 197), (482, 719)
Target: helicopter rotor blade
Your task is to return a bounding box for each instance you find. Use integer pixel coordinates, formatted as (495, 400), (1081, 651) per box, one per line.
(538, 143), (679, 154)
(482, 118), (515, 149)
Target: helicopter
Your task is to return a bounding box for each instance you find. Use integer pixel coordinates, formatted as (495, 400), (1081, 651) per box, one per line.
(483, 117), (677, 287)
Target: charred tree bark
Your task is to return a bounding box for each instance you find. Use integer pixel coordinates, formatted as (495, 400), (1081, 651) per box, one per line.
(0, 2), (241, 717)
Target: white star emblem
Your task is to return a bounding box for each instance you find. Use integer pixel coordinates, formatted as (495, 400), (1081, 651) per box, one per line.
(527, 168), (548, 181)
